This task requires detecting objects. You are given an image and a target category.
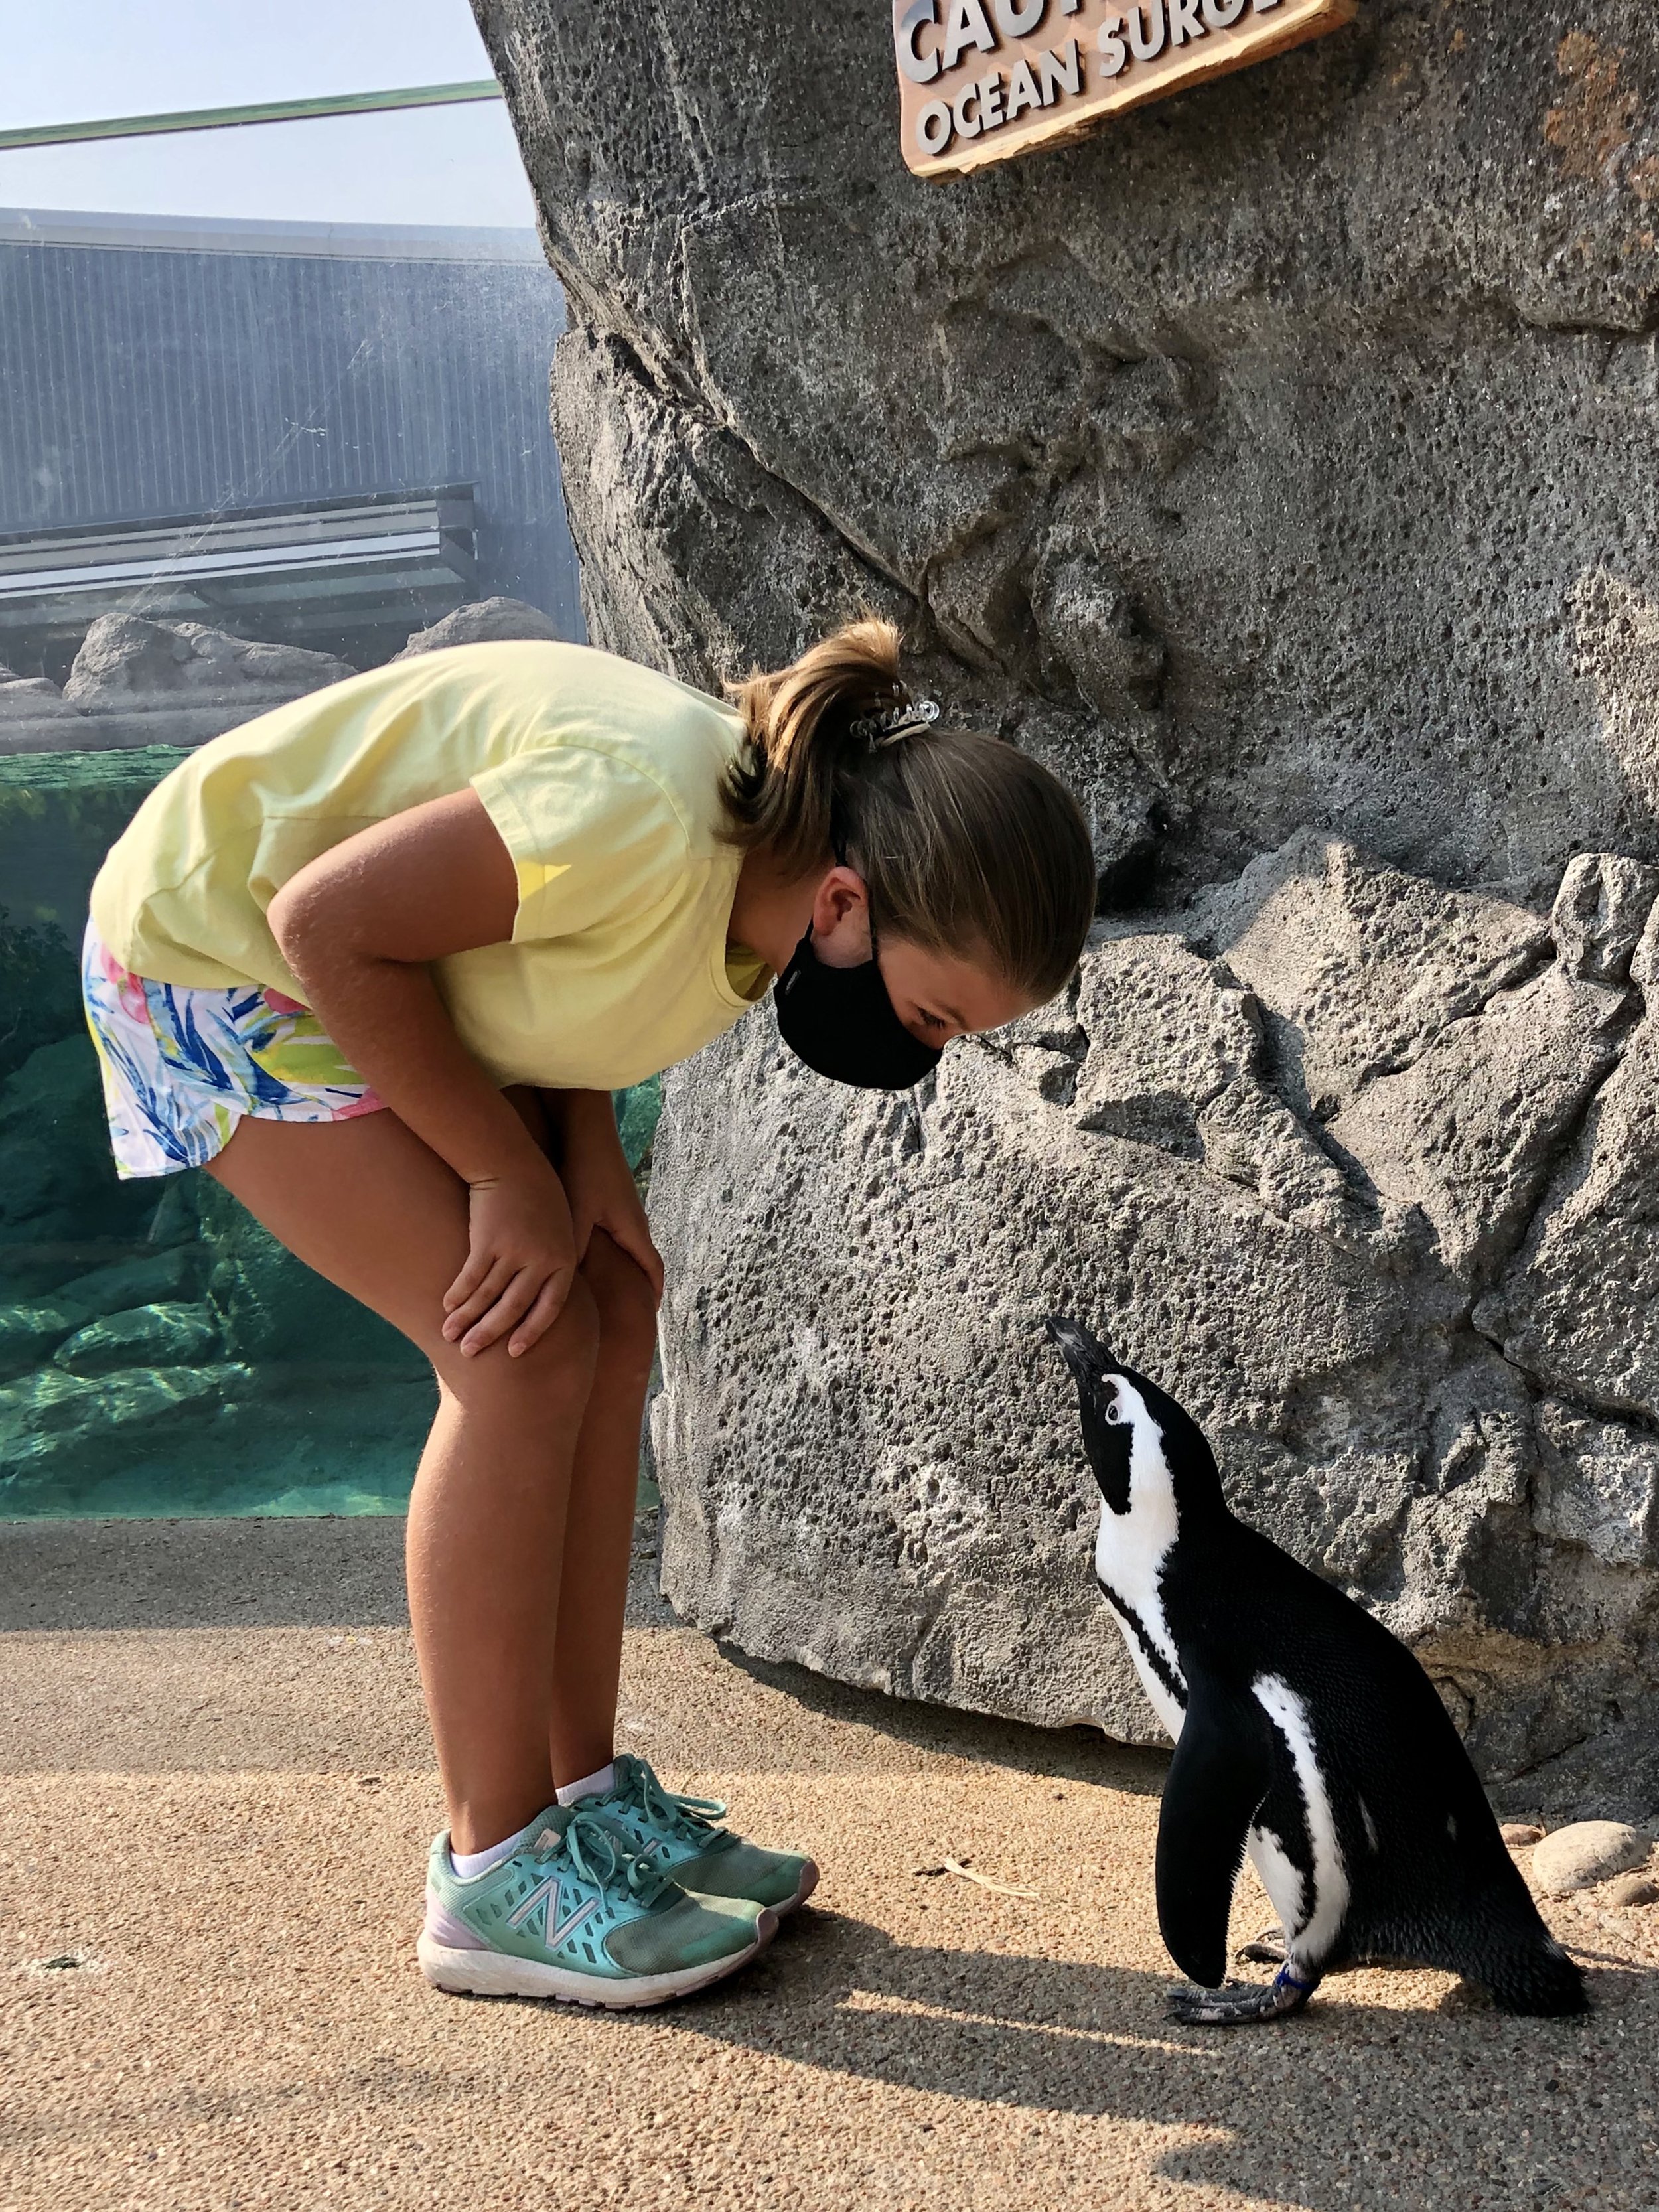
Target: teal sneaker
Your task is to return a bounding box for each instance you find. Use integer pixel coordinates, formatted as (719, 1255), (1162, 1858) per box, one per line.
(577, 1755), (820, 1915)
(417, 1803), (774, 2008)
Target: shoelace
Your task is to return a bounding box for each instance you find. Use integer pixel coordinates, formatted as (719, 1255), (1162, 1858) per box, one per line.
(533, 1807), (673, 1907)
(622, 1760), (733, 1852)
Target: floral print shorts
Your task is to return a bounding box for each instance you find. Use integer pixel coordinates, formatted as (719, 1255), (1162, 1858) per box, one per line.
(81, 920), (386, 1179)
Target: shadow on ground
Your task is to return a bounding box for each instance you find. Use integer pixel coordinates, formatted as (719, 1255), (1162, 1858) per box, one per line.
(726, 1643), (1167, 1789)
(0, 1514), (410, 1630)
(664, 1909), (1655, 2211)
(0, 1515), (1170, 1791)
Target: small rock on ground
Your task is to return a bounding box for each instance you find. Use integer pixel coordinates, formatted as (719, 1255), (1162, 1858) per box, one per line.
(1607, 1872), (1659, 1908)
(1500, 1821), (1544, 1847)
(1531, 1820), (1650, 1897)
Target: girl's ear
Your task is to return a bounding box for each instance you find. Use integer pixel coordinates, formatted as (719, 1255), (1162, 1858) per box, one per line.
(810, 865), (873, 965)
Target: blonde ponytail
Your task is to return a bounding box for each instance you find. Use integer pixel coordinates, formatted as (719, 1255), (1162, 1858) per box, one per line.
(723, 617), (908, 879)
(723, 616), (1097, 1004)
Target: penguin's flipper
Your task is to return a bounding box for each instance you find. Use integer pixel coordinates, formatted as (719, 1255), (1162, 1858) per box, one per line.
(1155, 1676), (1272, 1990)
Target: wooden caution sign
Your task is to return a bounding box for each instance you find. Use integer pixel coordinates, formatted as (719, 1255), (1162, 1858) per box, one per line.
(893, 0), (1356, 178)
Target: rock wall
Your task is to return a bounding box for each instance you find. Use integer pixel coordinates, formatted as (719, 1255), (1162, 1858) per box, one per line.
(478, 0), (1659, 899)
(478, 0), (1659, 1804)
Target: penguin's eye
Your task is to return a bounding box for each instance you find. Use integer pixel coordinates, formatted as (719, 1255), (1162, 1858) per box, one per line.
(1102, 1398), (1122, 1425)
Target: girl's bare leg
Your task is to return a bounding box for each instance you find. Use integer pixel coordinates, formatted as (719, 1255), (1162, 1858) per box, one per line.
(204, 1106), (638, 1851)
(548, 1226), (658, 1785)
(459, 1088), (659, 1791)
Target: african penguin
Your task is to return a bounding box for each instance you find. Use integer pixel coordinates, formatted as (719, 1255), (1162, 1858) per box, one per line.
(1047, 1315), (1587, 2027)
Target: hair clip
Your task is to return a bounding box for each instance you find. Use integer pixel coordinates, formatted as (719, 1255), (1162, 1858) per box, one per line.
(851, 697), (940, 747)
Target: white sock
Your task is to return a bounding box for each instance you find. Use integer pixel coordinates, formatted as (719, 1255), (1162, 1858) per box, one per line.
(555, 1761), (616, 1807)
(449, 1820), (534, 1881)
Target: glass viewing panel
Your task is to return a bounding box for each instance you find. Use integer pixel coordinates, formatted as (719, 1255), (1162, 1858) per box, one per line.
(0, 142), (653, 1518)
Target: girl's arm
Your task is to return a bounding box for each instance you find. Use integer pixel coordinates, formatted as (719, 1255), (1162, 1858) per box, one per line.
(267, 788), (634, 1357)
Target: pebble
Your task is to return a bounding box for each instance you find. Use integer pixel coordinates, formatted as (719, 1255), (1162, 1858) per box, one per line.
(1530, 1820), (1650, 1897)
(1607, 1872), (1659, 1909)
(1500, 1822), (1544, 1848)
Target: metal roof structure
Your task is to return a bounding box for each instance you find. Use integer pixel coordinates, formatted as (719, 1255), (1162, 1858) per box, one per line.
(0, 81), (505, 155)
(0, 488), (477, 648)
(0, 206), (546, 261)
(0, 209), (581, 672)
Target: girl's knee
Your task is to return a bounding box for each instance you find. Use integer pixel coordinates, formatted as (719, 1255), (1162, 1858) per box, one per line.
(581, 1232), (659, 1374)
(436, 1275), (600, 1408)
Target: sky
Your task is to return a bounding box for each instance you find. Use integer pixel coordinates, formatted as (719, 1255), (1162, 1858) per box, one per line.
(0, 0), (538, 228)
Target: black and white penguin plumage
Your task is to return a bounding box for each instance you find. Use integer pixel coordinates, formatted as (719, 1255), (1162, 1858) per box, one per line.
(1047, 1315), (1587, 2026)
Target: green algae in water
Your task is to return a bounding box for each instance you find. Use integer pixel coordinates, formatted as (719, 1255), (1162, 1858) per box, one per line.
(0, 747), (192, 938)
(0, 1022), (439, 1519)
(616, 1072), (660, 1173)
(3, 1364), (439, 1519)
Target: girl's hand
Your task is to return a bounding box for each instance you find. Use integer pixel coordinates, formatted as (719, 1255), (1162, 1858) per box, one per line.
(561, 1095), (664, 1307)
(442, 1156), (579, 1357)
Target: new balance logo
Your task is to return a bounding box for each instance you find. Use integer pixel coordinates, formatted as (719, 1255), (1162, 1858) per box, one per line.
(506, 1873), (601, 1951)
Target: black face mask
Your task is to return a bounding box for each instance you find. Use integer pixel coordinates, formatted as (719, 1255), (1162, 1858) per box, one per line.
(774, 917), (944, 1091)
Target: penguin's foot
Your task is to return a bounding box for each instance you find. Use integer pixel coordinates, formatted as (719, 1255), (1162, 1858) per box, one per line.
(1167, 1964), (1319, 2027)
(1235, 1923), (1287, 1966)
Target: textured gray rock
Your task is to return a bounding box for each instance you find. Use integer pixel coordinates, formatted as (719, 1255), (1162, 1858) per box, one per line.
(0, 664), (89, 755)
(1530, 1820), (1650, 1898)
(1328, 964), (1629, 1286)
(0, 666), (80, 719)
(1552, 853), (1659, 987)
(480, 0), (1659, 1804)
(1476, 1009), (1659, 1427)
(64, 615), (352, 717)
(15, 614), (358, 753)
(479, 0), (1659, 896)
(1190, 836), (1554, 1114)
(1532, 1404), (1659, 1573)
(392, 595), (565, 658)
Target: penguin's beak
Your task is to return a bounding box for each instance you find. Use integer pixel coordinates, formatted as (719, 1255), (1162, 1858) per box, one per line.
(1045, 1314), (1114, 1380)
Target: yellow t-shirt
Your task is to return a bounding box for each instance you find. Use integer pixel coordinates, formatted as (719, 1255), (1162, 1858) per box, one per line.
(90, 641), (773, 1091)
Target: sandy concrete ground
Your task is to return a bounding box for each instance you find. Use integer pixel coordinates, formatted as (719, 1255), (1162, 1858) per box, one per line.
(3, 1518), (1658, 2212)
